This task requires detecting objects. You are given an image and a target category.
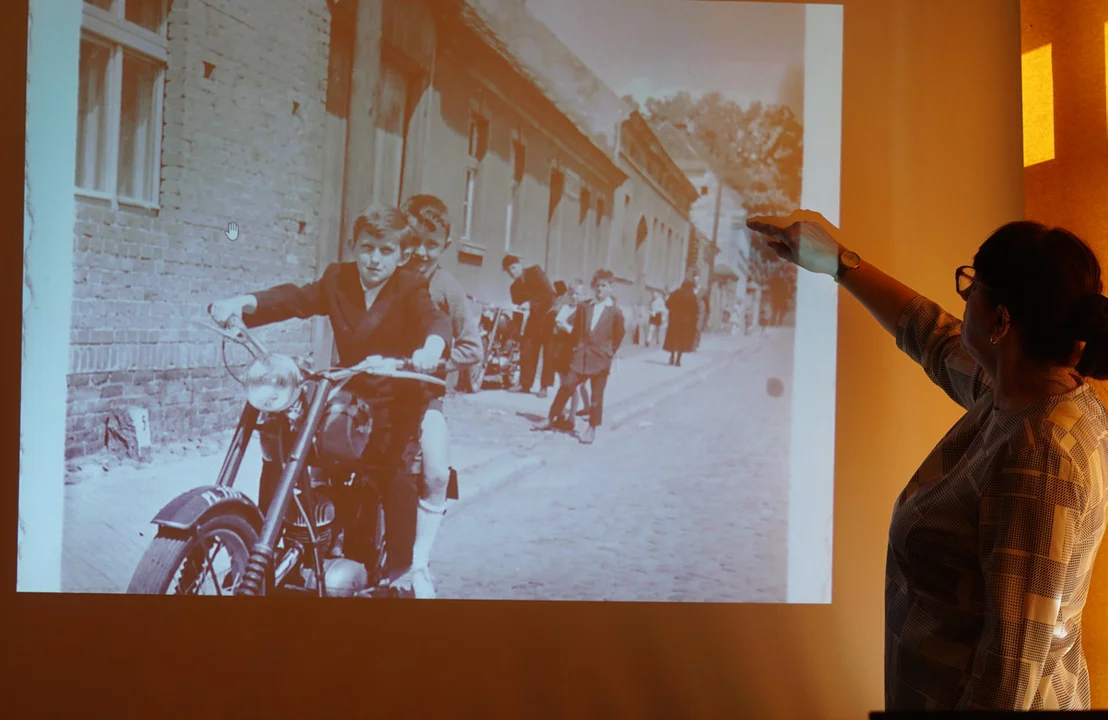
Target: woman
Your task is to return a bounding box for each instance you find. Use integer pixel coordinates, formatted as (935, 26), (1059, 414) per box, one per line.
(664, 281), (699, 366)
(748, 212), (1108, 711)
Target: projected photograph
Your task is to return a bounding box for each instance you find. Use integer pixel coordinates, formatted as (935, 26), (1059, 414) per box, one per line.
(20, 0), (842, 602)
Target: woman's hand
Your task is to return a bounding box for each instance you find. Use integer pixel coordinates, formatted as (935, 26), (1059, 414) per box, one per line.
(746, 211), (845, 278)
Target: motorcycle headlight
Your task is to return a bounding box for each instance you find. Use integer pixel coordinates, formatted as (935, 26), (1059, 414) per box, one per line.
(244, 354), (303, 412)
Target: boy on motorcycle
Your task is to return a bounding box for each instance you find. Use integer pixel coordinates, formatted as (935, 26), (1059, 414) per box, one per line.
(208, 205), (452, 588)
(394, 193), (482, 598)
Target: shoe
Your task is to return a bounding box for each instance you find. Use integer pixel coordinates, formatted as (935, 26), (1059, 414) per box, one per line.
(409, 566), (436, 599)
(537, 388), (549, 399)
(387, 577), (415, 599)
(388, 566), (436, 599)
(579, 426), (596, 444)
(532, 419), (557, 432)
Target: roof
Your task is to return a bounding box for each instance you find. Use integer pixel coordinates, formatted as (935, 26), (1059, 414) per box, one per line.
(651, 122), (710, 171)
(621, 111), (701, 207)
(454, 1), (700, 207)
(458, 0), (628, 157)
(653, 121), (723, 177)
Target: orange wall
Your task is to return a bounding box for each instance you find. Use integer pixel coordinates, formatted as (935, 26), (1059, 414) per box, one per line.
(1021, 0), (1108, 706)
(11, 1), (1032, 716)
(1022, 0), (1108, 244)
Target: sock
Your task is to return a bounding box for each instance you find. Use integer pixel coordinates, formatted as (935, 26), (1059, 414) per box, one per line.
(411, 498), (447, 569)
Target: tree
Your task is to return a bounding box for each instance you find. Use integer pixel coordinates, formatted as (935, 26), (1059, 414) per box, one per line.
(642, 94), (802, 211)
(641, 91), (804, 305)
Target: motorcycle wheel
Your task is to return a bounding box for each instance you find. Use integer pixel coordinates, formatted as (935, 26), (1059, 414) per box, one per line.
(127, 512), (258, 595)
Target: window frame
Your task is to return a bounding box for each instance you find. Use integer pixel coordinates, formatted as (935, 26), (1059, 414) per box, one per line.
(1020, 41), (1055, 168)
(76, 0), (169, 211)
(505, 129), (526, 252)
(461, 107), (489, 245)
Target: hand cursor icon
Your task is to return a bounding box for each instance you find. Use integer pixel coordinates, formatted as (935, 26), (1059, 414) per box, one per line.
(224, 222), (239, 241)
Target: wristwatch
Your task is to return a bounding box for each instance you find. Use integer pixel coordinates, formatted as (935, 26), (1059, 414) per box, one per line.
(834, 250), (861, 283)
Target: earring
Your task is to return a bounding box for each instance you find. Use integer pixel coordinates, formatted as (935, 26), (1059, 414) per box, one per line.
(989, 336), (999, 345)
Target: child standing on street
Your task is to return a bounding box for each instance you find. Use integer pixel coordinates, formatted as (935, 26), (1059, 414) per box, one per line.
(536, 269), (625, 444)
(550, 279), (590, 429)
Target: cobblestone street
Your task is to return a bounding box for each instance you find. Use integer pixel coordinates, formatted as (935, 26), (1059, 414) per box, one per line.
(57, 329), (792, 596)
(433, 329), (793, 603)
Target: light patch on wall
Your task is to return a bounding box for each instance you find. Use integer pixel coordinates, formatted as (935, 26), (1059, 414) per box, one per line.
(1021, 43), (1055, 166)
(1105, 23), (1108, 136)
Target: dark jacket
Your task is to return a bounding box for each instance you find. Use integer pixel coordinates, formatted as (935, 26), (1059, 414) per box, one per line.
(510, 265), (556, 314)
(244, 262), (452, 367)
(568, 300), (625, 376)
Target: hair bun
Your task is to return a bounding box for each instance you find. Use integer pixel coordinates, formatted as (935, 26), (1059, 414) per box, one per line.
(1074, 293), (1108, 341)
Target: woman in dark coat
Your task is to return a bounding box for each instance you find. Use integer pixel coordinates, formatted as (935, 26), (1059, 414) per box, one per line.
(664, 281), (699, 366)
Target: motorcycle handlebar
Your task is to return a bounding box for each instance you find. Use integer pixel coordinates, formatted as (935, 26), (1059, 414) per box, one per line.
(327, 356), (452, 387)
(198, 311), (269, 359)
(198, 309), (452, 386)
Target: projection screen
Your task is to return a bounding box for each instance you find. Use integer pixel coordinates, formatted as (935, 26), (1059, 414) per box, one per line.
(20, 0), (842, 603)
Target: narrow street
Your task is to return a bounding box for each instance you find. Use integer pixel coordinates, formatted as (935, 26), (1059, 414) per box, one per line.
(433, 334), (793, 603)
(58, 330), (794, 599)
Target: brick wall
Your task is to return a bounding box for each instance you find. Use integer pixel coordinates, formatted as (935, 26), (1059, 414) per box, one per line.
(66, 0), (335, 459)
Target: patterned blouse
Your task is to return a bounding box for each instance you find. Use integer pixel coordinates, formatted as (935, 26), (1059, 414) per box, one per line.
(886, 296), (1108, 710)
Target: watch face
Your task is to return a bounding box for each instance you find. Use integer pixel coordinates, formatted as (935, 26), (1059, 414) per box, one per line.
(842, 251), (861, 269)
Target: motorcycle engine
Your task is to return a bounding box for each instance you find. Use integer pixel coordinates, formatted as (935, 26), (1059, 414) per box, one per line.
(283, 489), (337, 552)
(302, 558), (370, 598)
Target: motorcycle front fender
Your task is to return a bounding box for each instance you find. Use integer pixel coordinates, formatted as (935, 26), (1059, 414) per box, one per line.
(151, 485), (264, 534)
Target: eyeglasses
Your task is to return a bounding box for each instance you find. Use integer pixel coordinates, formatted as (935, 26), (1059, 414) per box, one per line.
(955, 265), (994, 301)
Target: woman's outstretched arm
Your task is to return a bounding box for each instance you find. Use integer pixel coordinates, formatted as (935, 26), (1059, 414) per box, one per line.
(747, 213), (920, 337)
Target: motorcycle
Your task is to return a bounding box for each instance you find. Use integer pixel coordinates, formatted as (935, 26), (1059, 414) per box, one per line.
(465, 298), (523, 391)
(126, 316), (450, 598)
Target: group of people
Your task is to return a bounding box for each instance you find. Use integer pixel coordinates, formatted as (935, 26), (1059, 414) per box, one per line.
(204, 192), (656, 596)
(622, 283), (703, 364)
(499, 256), (625, 445)
(496, 256), (725, 441)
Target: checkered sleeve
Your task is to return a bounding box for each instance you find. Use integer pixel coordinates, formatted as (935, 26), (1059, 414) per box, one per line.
(957, 442), (1088, 709)
(895, 295), (992, 410)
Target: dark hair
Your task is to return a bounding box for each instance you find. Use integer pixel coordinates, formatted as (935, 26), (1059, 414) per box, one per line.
(973, 220), (1108, 378)
(400, 194), (451, 240)
(592, 268), (614, 285)
(502, 254), (522, 272)
(349, 205), (419, 251)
